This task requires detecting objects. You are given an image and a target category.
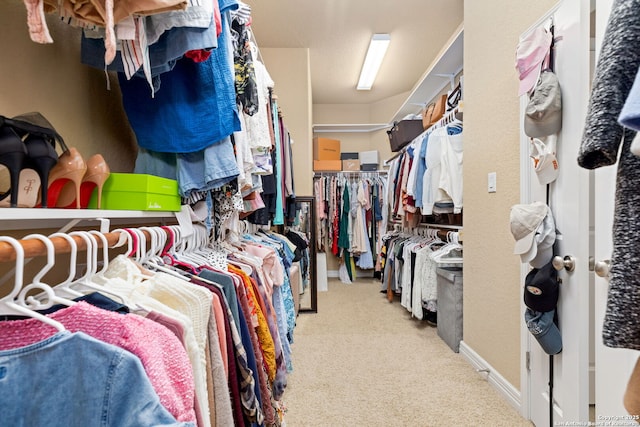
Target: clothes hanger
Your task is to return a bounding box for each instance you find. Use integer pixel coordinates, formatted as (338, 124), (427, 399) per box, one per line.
(0, 236), (65, 331)
(121, 227), (161, 279)
(49, 232), (84, 299)
(19, 234), (77, 310)
(67, 230), (129, 303)
(137, 226), (190, 281)
(158, 225), (200, 274)
(430, 231), (463, 264)
(88, 230), (110, 279)
(195, 223), (234, 262)
(227, 258), (254, 276)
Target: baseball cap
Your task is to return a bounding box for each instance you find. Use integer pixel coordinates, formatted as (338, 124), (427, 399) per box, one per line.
(524, 70), (563, 138)
(520, 204), (556, 268)
(516, 26), (553, 97)
(523, 260), (559, 312)
(530, 137), (559, 185)
(525, 308), (562, 355)
(521, 209), (556, 268)
(510, 201), (548, 257)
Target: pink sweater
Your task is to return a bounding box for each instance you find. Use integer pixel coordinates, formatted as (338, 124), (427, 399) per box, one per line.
(0, 301), (197, 424)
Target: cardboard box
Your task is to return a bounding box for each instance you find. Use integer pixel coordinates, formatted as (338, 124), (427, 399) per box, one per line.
(313, 137), (341, 160)
(340, 152), (359, 160)
(313, 160), (342, 172)
(88, 173), (181, 211)
(359, 150), (379, 165)
(342, 159), (361, 171)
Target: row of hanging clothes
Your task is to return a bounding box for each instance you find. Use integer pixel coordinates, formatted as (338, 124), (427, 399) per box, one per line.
(21, 0), (297, 227)
(386, 105), (463, 229)
(376, 228), (463, 323)
(313, 172), (388, 283)
(0, 223), (306, 427)
(282, 202), (312, 295)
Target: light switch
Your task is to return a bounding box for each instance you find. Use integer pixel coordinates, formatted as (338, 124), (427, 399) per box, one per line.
(488, 172), (497, 193)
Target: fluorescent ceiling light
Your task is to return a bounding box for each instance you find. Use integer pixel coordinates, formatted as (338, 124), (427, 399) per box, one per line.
(357, 33), (390, 90)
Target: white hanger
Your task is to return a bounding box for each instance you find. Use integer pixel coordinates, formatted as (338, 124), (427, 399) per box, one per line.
(19, 234), (77, 310)
(49, 232), (84, 298)
(430, 231), (463, 264)
(0, 236), (65, 331)
(175, 224), (210, 267)
(228, 259), (254, 276)
(67, 231), (128, 303)
(88, 230), (110, 279)
(138, 227), (189, 281)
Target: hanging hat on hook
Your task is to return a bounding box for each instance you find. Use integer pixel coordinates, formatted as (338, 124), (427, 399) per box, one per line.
(516, 26), (553, 97)
(525, 308), (562, 355)
(523, 260), (559, 312)
(530, 137), (559, 185)
(510, 201), (548, 259)
(524, 70), (563, 138)
(520, 203), (556, 268)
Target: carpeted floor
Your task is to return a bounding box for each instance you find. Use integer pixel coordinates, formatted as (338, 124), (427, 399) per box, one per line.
(281, 278), (532, 427)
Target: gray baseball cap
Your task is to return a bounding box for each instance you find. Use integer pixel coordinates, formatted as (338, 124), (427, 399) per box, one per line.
(525, 308), (562, 355)
(524, 70), (562, 138)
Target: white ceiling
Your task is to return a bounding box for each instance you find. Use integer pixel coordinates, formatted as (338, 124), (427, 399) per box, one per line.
(244, 0), (464, 107)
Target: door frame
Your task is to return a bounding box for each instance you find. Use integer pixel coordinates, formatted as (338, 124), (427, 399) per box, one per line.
(518, 4), (562, 423)
(519, 1), (593, 424)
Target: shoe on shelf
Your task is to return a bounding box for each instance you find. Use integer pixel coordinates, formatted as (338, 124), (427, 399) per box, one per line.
(0, 168), (41, 208)
(45, 147), (87, 209)
(0, 126), (28, 208)
(79, 154), (110, 209)
(23, 134), (58, 208)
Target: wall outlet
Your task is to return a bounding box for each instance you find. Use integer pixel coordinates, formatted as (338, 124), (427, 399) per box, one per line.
(488, 172), (497, 193)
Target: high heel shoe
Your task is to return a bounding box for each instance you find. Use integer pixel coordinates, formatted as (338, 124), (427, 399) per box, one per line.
(79, 154), (110, 209)
(0, 168), (40, 208)
(46, 147), (87, 209)
(23, 134), (58, 208)
(0, 126), (28, 208)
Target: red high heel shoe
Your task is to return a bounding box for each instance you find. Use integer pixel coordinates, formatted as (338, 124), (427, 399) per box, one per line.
(79, 154), (110, 209)
(46, 147), (87, 209)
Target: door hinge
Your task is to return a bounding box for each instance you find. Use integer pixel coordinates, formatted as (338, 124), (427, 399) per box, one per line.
(526, 351), (531, 371)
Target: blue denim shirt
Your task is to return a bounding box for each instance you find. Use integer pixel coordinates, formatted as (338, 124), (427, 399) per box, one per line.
(0, 331), (193, 427)
(118, 4), (240, 153)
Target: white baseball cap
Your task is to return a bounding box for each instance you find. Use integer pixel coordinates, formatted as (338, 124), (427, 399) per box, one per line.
(510, 201), (548, 256)
(520, 205), (556, 268)
(530, 137), (559, 185)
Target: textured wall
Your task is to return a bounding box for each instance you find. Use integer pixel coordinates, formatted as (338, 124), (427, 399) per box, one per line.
(260, 48), (314, 197)
(462, 0), (558, 388)
(0, 2), (137, 176)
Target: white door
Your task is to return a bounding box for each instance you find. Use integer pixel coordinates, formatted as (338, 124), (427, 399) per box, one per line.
(520, 1), (592, 425)
(592, 0), (640, 419)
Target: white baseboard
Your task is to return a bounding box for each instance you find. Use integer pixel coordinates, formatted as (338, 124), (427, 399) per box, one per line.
(326, 270), (375, 279)
(459, 341), (522, 415)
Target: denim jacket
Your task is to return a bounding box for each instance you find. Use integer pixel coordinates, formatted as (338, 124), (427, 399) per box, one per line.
(0, 331), (194, 427)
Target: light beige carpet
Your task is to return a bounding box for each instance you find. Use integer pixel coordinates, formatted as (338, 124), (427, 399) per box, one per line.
(282, 278), (532, 427)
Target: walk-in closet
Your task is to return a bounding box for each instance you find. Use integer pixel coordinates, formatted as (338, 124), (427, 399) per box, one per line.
(1, 0), (638, 426)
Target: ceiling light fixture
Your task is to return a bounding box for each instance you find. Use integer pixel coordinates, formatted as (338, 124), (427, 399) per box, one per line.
(356, 33), (391, 90)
